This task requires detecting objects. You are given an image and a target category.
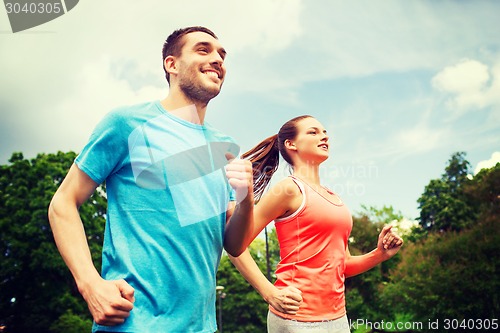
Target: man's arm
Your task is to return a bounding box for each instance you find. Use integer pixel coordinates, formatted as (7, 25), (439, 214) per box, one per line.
(48, 163), (134, 325)
(224, 156), (255, 256)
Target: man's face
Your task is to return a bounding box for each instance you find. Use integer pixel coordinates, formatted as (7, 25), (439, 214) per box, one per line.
(175, 31), (227, 103)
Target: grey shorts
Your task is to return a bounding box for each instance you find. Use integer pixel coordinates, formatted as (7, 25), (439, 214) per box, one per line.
(267, 311), (351, 333)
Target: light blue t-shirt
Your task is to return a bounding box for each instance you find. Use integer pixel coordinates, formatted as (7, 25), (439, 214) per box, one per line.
(75, 101), (238, 333)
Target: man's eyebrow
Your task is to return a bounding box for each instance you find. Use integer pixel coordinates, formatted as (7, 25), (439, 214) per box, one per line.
(194, 41), (227, 57)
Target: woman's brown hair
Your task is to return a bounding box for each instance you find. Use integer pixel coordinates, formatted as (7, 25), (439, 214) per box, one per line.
(241, 115), (312, 201)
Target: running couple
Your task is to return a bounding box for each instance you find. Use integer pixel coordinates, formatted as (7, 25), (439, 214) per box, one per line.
(48, 26), (403, 333)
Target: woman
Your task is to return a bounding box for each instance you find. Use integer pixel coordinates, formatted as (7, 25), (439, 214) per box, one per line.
(229, 115), (403, 333)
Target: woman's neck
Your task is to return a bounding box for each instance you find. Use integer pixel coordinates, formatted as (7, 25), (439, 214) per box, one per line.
(292, 164), (321, 186)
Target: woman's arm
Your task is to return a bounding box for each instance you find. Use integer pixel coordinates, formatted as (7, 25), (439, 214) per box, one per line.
(228, 178), (304, 313)
(229, 250), (302, 314)
(344, 225), (403, 278)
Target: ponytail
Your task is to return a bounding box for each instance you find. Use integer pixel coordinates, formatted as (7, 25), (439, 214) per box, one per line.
(241, 115), (313, 202)
(241, 134), (280, 202)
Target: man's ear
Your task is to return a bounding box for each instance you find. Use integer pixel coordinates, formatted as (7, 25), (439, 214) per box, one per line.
(284, 139), (297, 151)
(164, 55), (178, 78)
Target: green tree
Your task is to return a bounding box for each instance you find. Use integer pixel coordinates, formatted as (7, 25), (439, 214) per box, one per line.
(215, 228), (281, 332)
(345, 206), (403, 322)
(216, 238), (273, 332)
(417, 152), (477, 232)
(264, 227), (280, 281)
(464, 162), (500, 218)
(382, 162), (500, 332)
(382, 218), (500, 330)
(49, 310), (93, 333)
(359, 205), (404, 226)
(0, 152), (106, 333)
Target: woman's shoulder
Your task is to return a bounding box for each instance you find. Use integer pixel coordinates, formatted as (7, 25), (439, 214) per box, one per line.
(255, 176), (303, 221)
(268, 176), (302, 199)
(266, 177), (304, 220)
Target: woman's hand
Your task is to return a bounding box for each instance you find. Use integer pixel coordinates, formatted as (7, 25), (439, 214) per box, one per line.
(267, 286), (303, 315)
(377, 225), (404, 258)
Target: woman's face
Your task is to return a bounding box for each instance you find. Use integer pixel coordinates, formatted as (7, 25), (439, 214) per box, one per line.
(289, 117), (330, 164)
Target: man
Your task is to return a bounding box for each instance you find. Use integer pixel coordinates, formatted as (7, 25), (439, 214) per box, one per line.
(48, 26), (253, 333)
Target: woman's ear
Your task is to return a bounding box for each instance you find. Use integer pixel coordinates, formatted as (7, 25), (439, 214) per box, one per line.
(164, 56), (178, 78)
(284, 139), (297, 151)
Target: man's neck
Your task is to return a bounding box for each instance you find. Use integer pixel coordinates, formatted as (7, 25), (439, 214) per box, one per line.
(160, 94), (208, 125)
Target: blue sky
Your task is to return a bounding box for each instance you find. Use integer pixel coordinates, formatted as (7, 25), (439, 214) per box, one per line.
(1, 0), (499, 222)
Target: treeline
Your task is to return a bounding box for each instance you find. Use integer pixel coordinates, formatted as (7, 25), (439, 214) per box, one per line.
(344, 152), (500, 333)
(0, 152), (498, 332)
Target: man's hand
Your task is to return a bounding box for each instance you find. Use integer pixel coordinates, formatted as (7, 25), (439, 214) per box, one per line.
(267, 286), (303, 315)
(225, 153), (253, 204)
(80, 278), (135, 326)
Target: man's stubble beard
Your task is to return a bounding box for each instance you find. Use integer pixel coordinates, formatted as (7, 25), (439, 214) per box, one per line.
(178, 68), (223, 104)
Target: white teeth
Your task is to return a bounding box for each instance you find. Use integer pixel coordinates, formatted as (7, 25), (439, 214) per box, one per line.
(205, 71), (218, 79)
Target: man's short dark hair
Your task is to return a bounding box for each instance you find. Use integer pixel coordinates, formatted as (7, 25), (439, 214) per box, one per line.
(162, 26), (218, 83)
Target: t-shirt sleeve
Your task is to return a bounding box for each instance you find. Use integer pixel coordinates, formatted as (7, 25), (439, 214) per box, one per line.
(75, 110), (128, 184)
(229, 187), (236, 202)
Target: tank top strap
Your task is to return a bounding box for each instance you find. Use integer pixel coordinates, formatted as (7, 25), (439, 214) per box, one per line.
(289, 175), (307, 195)
(274, 176), (307, 223)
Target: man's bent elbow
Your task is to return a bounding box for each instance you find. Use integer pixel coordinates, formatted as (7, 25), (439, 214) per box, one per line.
(47, 197), (57, 226)
(47, 193), (66, 229)
(223, 237), (245, 257)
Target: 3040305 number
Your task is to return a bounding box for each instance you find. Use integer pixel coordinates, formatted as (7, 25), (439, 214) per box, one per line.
(443, 318), (498, 330)
(5, 2), (62, 14)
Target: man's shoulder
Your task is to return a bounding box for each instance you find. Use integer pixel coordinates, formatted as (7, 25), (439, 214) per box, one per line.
(107, 100), (159, 118)
(97, 100), (161, 129)
(204, 122), (236, 142)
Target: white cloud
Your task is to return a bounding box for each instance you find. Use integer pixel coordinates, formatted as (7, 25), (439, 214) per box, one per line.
(215, 0), (303, 55)
(396, 126), (444, 153)
(294, 0), (500, 80)
(432, 59), (489, 95)
(474, 152), (500, 174)
(0, 0), (304, 101)
(431, 59), (500, 112)
(0, 0), (304, 160)
(1, 0), (499, 169)
(54, 55), (166, 132)
(383, 123), (451, 163)
(0, 55), (166, 158)
(349, 103), (451, 163)
(221, 0), (500, 97)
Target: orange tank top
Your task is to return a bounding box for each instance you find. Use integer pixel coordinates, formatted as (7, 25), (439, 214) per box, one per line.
(269, 176), (353, 322)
